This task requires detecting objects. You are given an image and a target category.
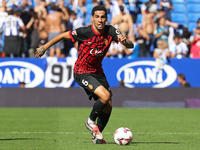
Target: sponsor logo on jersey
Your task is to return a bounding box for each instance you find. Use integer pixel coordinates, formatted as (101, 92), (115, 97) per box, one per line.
(116, 61), (177, 88)
(90, 49), (104, 56)
(72, 30), (77, 35)
(0, 61), (44, 87)
(116, 30), (121, 35)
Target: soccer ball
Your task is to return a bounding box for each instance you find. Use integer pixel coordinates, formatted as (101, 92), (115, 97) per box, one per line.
(113, 127), (133, 145)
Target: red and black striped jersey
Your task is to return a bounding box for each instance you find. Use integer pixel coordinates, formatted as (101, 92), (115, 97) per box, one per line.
(69, 25), (121, 74)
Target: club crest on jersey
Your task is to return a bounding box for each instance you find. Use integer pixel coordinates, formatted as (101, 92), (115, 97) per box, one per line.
(72, 30), (77, 35)
(104, 39), (108, 46)
(88, 84), (93, 90)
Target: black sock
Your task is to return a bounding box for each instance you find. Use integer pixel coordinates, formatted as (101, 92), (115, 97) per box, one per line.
(89, 99), (107, 121)
(97, 112), (111, 132)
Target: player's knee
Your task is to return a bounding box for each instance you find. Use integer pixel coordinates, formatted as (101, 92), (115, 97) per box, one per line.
(100, 91), (111, 103)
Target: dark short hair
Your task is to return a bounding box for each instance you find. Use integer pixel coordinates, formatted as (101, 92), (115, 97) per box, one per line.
(197, 18), (200, 23)
(178, 73), (186, 80)
(92, 0), (98, 3)
(173, 35), (179, 40)
(70, 11), (76, 16)
(50, 2), (57, 11)
(158, 8), (164, 12)
(119, 6), (124, 12)
(92, 5), (107, 16)
(7, 9), (13, 15)
(19, 81), (25, 85)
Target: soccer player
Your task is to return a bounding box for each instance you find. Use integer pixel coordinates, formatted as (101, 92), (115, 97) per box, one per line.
(35, 5), (134, 144)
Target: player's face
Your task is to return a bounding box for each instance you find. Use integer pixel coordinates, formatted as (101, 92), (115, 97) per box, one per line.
(92, 11), (107, 31)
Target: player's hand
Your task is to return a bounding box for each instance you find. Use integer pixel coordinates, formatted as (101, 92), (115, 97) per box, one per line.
(117, 35), (126, 45)
(35, 46), (46, 58)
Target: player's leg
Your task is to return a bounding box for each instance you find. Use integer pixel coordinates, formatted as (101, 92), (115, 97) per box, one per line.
(89, 85), (111, 123)
(74, 74), (110, 143)
(97, 99), (112, 132)
(86, 85), (110, 144)
(74, 74), (107, 141)
(94, 74), (113, 133)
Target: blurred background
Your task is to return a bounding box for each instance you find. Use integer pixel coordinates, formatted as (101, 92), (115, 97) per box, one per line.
(0, 0), (200, 108)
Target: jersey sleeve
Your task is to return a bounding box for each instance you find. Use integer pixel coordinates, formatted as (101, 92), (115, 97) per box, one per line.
(109, 25), (122, 43)
(18, 18), (24, 27)
(69, 27), (86, 42)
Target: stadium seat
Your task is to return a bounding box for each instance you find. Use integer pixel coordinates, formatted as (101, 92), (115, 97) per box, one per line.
(171, 13), (186, 22)
(188, 13), (200, 22)
(138, 0), (149, 3)
(187, 0), (199, 3)
(86, 0), (93, 5)
(124, 0), (129, 4)
(136, 14), (143, 24)
(128, 4), (136, 12)
(187, 4), (200, 13)
(172, 0), (185, 3)
(171, 4), (186, 13)
(188, 22), (197, 32)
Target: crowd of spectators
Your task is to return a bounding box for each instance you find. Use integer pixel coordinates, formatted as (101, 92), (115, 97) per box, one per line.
(0, 0), (200, 59)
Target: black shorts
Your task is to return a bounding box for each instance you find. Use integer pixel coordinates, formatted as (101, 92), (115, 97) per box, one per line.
(74, 73), (112, 101)
(4, 36), (22, 56)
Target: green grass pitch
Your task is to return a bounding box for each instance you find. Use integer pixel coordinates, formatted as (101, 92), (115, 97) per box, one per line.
(0, 108), (200, 150)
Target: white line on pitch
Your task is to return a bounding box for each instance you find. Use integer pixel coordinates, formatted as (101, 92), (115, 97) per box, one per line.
(0, 132), (200, 135)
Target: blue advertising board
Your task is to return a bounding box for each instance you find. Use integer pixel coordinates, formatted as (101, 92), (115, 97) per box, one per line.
(0, 58), (46, 87)
(102, 58), (200, 88)
(0, 58), (200, 88)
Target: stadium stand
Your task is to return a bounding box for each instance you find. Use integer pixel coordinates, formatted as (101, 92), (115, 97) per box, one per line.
(171, 4), (185, 13)
(171, 13), (187, 22)
(136, 14), (142, 24)
(187, 4), (200, 13)
(188, 13), (200, 22)
(186, 0), (199, 3)
(188, 22), (197, 32)
(137, 0), (149, 3)
(172, 0), (185, 3)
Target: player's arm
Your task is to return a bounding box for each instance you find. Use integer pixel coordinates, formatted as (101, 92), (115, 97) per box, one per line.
(117, 35), (134, 49)
(35, 31), (71, 58)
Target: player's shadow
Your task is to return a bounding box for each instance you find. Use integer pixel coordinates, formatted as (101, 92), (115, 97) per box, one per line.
(0, 138), (40, 141)
(107, 141), (180, 145)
